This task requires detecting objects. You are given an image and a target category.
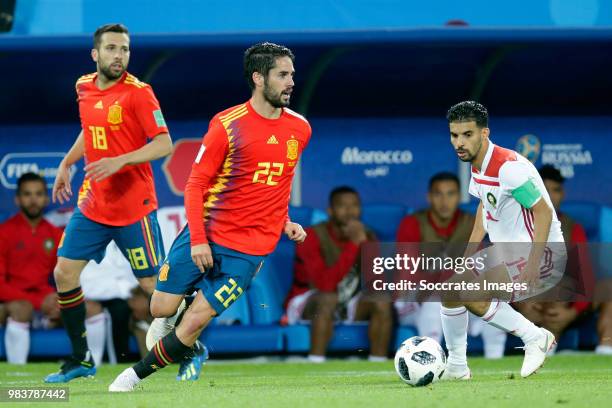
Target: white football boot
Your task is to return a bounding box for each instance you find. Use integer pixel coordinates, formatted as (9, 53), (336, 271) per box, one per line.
(520, 328), (556, 378)
(440, 365), (472, 380)
(108, 368), (140, 392)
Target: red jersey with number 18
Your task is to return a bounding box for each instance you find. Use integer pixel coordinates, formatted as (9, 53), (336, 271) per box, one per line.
(75, 71), (169, 226)
(185, 101), (311, 255)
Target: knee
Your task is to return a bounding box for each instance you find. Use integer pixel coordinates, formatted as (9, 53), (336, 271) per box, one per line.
(86, 301), (103, 318)
(372, 301), (392, 319)
(150, 299), (176, 319)
(54, 259), (80, 285)
(467, 301), (491, 317)
(7, 300), (34, 322)
(314, 292), (338, 314)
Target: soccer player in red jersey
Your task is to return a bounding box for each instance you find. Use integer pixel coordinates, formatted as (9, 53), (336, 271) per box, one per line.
(0, 173), (62, 364)
(44, 24), (173, 383)
(110, 42), (311, 392)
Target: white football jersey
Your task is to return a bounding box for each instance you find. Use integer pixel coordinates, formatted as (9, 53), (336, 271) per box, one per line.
(468, 141), (564, 243)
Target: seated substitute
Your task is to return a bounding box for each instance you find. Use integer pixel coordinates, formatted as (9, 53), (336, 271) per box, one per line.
(0, 173), (62, 364)
(285, 186), (392, 362)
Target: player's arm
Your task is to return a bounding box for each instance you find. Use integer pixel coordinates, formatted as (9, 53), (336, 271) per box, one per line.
(463, 202), (486, 257)
(524, 195), (553, 286)
(185, 121), (229, 272)
(53, 130), (84, 203)
(85, 133), (172, 182)
(501, 162), (551, 286)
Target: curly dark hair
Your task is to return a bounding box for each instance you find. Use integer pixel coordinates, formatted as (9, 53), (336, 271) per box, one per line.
(446, 101), (488, 128)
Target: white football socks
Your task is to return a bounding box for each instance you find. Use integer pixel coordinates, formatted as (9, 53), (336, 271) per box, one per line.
(5, 318), (30, 364)
(440, 305), (468, 370)
(482, 299), (542, 345)
(307, 354), (326, 363)
(85, 313), (106, 366)
(417, 301), (442, 343)
(481, 323), (507, 359)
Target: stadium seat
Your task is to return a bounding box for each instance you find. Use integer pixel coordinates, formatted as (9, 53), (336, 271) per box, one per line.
(211, 292), (251, 325)
(288, 206), (313, 228)
(561, 201), (602, 241)
(459, 201), (479, 215)
(200, 325), (284, 354)
(311, 208), (328, 225)
(268, 240), (296, 300)
(248, 261), (285, 324)
(600, 206), (612, 242)
(361, 204), (406, 242)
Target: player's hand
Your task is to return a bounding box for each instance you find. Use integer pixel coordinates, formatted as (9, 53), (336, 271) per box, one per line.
(341, 219), (368, 244)
(191, 243), (213, 273)
(52, 163), (72, 204)
(84, 156), (126, 182)
(284, 222), (307, 243)
(518, 266), (540, 292)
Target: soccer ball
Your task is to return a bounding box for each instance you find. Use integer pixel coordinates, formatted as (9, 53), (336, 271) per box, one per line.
(394, 336), (446, 386)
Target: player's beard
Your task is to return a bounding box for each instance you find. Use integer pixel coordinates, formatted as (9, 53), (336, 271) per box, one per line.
(20, 204), (43, 221)
(263, 81), (290, 108)
(457, 139), (483, 163)
(99, 61), (126, 81)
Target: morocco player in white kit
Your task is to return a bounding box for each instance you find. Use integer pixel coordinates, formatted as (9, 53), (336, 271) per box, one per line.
(442, 101), (564, 379)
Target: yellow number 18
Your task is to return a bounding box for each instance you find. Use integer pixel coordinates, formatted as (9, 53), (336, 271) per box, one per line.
(88, 126), (108, 150)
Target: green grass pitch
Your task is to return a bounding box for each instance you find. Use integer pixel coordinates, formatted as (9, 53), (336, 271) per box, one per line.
(1, 355), (611, 407)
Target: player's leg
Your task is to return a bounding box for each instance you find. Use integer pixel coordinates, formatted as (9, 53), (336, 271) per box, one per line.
(114, 212), (188, 346)
(302, 291), (338, 362)
(109, 291), (213, 392)
(467, 262), (555, 377)
(596, 301), (612, 354)
(416, 301), (443, 342)
(440, 300), (471, 379)
(109, 242), (263, 391)
(84, 301), (106, 366)
(45, 208), (112, 383)
(4, 300), (33, 364)
(352, 295), (392, 361)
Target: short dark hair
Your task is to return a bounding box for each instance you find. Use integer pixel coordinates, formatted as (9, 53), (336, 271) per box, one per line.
(243, 42), (295, 90)
(446, 101), (489, 128)
(93, 23), (129, 49)
(539, 165), (565, 184)
(16, 172), (46, 195)
(429, 172), (460, 191)
(329, 186), (359, 206)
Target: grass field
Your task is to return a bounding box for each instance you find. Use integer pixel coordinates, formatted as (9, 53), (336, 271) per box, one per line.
(1, 354), (611, 408)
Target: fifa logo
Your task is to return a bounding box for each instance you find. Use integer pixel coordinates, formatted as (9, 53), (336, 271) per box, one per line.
(516, 134), (541, 163)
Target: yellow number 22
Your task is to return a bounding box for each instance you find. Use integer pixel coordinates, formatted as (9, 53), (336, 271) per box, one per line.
(252, 162), (284, 186)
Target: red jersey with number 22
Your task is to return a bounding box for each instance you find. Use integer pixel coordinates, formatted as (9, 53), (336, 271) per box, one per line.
(75, 71), (169, 226)
(185, 101), (311, 255)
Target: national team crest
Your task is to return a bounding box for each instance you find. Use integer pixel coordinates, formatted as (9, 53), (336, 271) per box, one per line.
(158, 263), (170, 281)
(286, 138), (299, 160)
(486, 192), (497, 208)
(43, 238), (55, 254)
(107, 104), (123, 125)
